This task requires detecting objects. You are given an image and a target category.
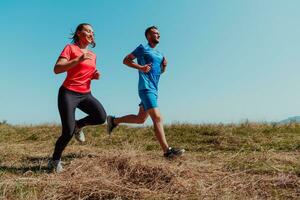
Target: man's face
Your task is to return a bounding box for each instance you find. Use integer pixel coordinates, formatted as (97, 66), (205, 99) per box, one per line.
(147, 28), (160, 44)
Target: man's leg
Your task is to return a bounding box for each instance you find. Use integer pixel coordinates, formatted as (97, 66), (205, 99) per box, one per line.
(147, 108), (169, 153)
(107, 105), (149, 134)
(114, 105), (149, 125)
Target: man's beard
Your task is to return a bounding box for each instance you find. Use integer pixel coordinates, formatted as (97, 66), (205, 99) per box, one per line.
(152, 38), (159, 44)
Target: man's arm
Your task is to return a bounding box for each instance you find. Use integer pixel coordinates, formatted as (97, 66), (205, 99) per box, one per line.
(123, 53), (151, 73)
(161, 57), (167, 73)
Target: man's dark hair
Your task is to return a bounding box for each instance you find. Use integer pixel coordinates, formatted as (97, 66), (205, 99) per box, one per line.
(145, 26), (158, 39)
(71, 23), (96, 48)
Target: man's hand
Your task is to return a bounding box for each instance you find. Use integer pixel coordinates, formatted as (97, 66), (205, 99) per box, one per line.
(139, 63), (152, 73)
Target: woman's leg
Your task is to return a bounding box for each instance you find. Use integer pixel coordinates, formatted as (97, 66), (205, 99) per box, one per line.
(52, 87), (79, 160)
(76, 94), (107, 127)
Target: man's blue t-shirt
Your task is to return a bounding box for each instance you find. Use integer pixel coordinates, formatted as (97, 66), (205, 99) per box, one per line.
(131, 44), (164, 92)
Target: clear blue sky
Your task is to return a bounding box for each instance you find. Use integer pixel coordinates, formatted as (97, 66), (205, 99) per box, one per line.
(1, 0), (300, 125)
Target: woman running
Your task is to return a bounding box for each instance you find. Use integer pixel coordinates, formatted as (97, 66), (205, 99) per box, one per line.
(48, 23), (106, 172)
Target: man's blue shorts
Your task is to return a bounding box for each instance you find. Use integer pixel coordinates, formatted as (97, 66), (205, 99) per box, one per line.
(138, 90), (158, 111)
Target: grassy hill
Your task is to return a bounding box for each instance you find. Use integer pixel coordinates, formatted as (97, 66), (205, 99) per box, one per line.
(0, 123), (300, 199)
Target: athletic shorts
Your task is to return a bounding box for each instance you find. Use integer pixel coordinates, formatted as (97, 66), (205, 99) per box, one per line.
(138, 90), (158, 111)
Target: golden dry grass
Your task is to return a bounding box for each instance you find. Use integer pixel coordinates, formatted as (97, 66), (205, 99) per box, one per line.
(0, 123), (300, 199)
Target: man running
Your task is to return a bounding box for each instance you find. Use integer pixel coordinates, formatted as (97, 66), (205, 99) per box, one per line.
(107, 26), (184, 158)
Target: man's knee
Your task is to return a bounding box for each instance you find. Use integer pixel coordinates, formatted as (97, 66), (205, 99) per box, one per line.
(149, 110), (162, 123)
(137, 116), (147, 124)
(152, 115), (162, 123)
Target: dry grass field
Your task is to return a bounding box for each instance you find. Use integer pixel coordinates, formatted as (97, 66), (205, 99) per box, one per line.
(0, 122), (300, 199)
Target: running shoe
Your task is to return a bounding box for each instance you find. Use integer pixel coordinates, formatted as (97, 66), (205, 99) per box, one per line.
(164, 147), (185, 158)
(74, 125), (85, 143)
(107, 115), (117, 135)
(48, 159), (63, 173)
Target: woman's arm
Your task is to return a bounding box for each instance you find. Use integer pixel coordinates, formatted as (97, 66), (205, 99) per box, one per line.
(54, 53), (93, 74)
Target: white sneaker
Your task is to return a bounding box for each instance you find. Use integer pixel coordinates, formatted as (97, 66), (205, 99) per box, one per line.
(48, 159), (63, 173)
(74, 126), (85, 143)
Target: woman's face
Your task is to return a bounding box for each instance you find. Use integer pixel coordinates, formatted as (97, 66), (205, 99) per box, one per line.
(77, 25), (94, 44)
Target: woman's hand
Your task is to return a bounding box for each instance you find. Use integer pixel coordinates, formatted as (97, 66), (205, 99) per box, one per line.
(54, 53), (94, 74)
(92, 70), (100, 80)
(78, 52), (93, 62)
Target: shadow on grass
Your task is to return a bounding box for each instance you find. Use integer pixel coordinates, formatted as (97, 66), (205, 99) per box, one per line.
(0, 165), (49, 174)
(0, 153), (90, 174)
(25, 152), (88, 162)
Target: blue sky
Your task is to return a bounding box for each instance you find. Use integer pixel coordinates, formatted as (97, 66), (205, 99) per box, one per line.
(1, 0), (300, 125)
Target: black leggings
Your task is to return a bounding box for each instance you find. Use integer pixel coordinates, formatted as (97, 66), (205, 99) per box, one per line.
(52, 86), (107, 160)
